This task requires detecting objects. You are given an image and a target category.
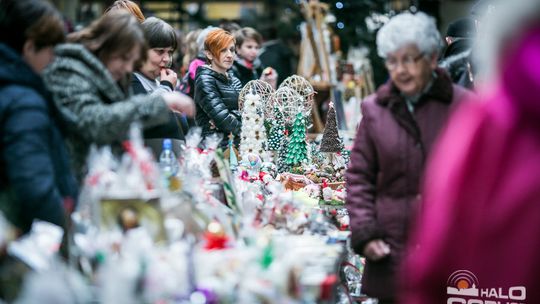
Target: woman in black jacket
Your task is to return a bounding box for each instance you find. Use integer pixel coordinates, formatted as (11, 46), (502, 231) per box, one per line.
(131, 17), (189, 154)
(194, 28), (242, 147)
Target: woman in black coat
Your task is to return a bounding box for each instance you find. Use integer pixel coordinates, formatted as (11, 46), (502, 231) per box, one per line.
(194, 28), (242, 147)
(0, 0), (77, 233)
(131, 17), (190, 155)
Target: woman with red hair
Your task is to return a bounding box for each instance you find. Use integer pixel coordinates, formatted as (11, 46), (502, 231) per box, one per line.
(194, 28), (242, 147)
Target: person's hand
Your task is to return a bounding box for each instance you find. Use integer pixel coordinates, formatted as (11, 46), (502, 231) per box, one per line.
(160, 68), (178, 88)
(162, 92), (195, 117)
(363, 239), (391, 261)
(260, 67), (278, 89)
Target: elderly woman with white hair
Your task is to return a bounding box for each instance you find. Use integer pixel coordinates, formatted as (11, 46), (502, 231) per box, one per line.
(345, 11), (472, 303)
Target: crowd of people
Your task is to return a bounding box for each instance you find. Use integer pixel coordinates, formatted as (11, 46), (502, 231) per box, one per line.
(0, 0), (283, 237)
(1, 0), (540, 302)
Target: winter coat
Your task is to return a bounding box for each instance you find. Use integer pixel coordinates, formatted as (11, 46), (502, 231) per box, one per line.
(179, 55), (205, 99)
(402, 26), (540, 304)
(0, 43), (77, 232)
(131, 73), (185, 141)
(231, 58), (264, 87)
(194, 65), (242, 147)
(439, 49), (475, 90)
(43, 43), (171, 180)
(345, 68), (471, 301)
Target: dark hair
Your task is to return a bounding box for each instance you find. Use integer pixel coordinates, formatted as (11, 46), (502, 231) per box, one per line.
(234, 27), (262, 48)
(446, 18), (475, 38)
(141, 17), (177, 51)
(68, 11), (147, 65)
(0, 0), (65, 53)
(219, 20), (241, 33)
(104, 0), (145, 23)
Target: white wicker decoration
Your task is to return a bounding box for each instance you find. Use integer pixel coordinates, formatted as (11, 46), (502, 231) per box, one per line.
(272, 86), (304, 126)
(238, 80), (274, 113)
(279, 75), (315, 114)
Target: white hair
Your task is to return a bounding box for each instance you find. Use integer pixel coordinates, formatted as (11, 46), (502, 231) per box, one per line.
(196, 26), (218, 53)
(376, 12), (442, 58)
(474, 0), (540, 83)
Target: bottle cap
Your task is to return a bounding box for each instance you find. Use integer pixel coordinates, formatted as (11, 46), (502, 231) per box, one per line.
(163, 138), (172, 149)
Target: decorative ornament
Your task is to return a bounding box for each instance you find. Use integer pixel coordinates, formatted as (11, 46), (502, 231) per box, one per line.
(226, 133), (239, 172)
(277, 134), (290, 174)
(261, 161), (278, 178)
(279, 75), (315, 114)
(267, 106), (285, 152)
(285, 112), (308, 166)
(244, 152), (262, 172)
(320, 102), (342, 152)
(238, 80), (274, 113)
(240, 92), (268, 160)
(272, 86), (304, 126)
(203, 221), (229, 250)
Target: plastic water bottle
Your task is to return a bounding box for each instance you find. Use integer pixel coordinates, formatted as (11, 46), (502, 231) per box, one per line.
(159, 139), (178, 178)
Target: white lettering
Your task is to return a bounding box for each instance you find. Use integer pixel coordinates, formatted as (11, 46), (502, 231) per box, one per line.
(448, 297), (466, 304)
(484, 301), (499, 304)
(467, 300), (484, 304)
(488, 289), (498, 298)
(498, 288), (508, 299)
(509, 286), (526, 300)
(481, 289), (490, 297)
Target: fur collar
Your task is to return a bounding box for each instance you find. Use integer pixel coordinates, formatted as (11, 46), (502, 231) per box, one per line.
(374, 68), (454, 154)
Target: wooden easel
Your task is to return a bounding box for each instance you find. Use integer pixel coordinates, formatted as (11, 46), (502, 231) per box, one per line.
(298, 0), (337, 133)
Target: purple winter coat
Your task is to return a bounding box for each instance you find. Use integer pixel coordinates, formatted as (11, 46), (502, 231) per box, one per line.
(345, 68), (471, 301)
(402, 26), (540, 304)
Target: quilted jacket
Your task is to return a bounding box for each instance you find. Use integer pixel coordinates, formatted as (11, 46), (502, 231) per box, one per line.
(194, 65), (242, 147)
(0, 43), (77, 232)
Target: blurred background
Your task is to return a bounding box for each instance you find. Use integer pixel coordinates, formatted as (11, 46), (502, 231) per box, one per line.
(48, 0), (477, 134)
(51, 0), (475, 86)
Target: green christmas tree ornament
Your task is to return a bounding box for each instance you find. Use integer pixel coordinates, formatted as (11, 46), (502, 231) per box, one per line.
(285, 112), (308, 166)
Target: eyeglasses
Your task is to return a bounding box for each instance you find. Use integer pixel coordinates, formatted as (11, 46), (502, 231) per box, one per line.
(385, 53), (425, 71)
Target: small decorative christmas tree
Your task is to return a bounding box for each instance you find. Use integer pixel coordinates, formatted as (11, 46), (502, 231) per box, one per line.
(267, 106), (285, 151)
(240, 92), (267, 160)
(285, 112), (308, 166)
(320, 102), (342, 153)
(277, 135), (290, 174)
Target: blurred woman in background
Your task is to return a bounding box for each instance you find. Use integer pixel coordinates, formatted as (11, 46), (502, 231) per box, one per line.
(104, 0), (145, 23)
(43, 12), (194, 180)
(402, 1), (540, 302)
(0, 0), (77, 233)
(345, 11), (472, 303)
